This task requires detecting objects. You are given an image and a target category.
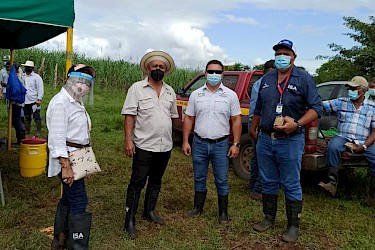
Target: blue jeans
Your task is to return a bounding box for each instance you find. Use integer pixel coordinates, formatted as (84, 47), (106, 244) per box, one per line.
(192, 136), (229, 196)
(249, 140), (262, 194)
(256, 132), (305, 201)
(327, 135), (375, 175)
(58, 172), (88, 215)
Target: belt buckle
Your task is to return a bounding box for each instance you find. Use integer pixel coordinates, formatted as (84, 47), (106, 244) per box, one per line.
(271, 132), (276, 140)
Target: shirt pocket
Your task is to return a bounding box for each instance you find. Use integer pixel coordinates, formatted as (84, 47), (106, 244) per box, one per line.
(161, 92), (174, 110)
(195, 98), (210, 115)
(214, 98), (229, 115)
(363, 112), (373, 129)
(139, 97), (153, 110)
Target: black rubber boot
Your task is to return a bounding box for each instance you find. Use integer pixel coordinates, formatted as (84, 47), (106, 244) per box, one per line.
(124, 189), (141, 239)
(51, 203), (69, 250)
(16, 130), (25, 145)
(318, 168), (339, 197)
(253, 194), (278, 232)
(282, 199), (302, 243)
(185, 190), (207, 217)
(68, 212), (92, 250)
(218, 195), (229, 224)
(367, 174), (375, 208)
(143, 185), (164, 224)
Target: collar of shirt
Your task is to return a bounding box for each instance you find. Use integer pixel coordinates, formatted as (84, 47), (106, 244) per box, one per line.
(60, 87), (84, 105)
(141, 76), (172, 96)
(268, 65), (301, 79)
(203, 82), (224, 93)
(24, 72), (35, 77)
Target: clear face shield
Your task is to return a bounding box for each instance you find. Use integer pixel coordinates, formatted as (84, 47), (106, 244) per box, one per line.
(63, 72), (95, 105)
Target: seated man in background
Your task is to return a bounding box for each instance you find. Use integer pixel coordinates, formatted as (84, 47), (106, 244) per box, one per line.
(319, 76), (375, 208)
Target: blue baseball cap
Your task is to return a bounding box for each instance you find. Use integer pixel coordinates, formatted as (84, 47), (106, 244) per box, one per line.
(273, 39), (296, 55)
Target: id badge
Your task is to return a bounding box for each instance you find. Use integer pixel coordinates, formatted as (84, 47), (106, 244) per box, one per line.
(276, 103), (283, 115)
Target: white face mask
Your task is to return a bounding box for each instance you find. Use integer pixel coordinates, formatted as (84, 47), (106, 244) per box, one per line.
(368, 88), (375, 96)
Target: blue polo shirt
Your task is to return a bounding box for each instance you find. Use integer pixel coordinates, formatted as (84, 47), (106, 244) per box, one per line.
(254, 66), (322, 133)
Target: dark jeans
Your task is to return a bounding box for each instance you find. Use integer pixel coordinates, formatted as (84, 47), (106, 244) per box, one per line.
(12, 104), (25, 143)
(249, 140), (262, 194)
(58, 172), (88, 215)
(23, 103), (41, 123)
(126, 147), (171, 199)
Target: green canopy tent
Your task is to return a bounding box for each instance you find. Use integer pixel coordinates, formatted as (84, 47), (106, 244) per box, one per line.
(0, 0), (75, 150)
(0, 0), (74, 49)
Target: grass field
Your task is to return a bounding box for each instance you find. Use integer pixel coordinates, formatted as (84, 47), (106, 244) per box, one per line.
(0, 80), (374, 249)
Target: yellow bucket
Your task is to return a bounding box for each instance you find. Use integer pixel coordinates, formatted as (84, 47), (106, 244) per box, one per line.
(19, 138), (47, 177)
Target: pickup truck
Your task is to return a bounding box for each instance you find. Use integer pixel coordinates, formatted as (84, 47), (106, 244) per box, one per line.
(173, 75), (369, 180)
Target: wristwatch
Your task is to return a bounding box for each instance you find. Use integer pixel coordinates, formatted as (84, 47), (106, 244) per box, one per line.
(234, 142), (241, 148)
(362, 144), (368, 151)
(295, 120), (303, 130)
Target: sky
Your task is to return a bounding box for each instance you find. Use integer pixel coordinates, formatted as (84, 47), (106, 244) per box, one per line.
(37, 0), (375, 75)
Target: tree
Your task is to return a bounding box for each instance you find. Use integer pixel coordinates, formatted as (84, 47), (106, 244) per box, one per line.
(224, 62), (251, 71)
(315, 16), (375, 83)
(252, 64), (263, 71)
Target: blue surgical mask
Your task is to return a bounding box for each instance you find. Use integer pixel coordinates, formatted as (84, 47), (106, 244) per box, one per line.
(275, 55), (291, 70)
(368, 88), (375, 96)
(207, 73), (222, 86)
(348, 90), (359, 100)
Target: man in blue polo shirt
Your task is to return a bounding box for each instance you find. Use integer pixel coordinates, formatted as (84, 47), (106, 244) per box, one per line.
(250, 39), (322, 242)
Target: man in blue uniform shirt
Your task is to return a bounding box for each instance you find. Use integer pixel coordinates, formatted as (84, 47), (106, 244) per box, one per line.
(250, 39), (322, 242)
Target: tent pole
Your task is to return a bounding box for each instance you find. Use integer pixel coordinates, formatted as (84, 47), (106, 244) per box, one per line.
(7, 49), (15, 151)
(65, 27), (73, 78)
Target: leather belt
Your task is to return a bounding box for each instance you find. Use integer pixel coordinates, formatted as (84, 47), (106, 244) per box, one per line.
(261, 130), (295, 139)
(195, 134), (228, 143)
(66, 141), (90, 148)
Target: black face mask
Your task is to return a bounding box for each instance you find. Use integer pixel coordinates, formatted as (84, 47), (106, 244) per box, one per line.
(25, 67), (33, 73)
(150, 69), (164, 81)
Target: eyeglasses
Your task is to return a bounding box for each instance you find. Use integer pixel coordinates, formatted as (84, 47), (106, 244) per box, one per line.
(207, 70), (223, 74)
(346, 86), (359, 91)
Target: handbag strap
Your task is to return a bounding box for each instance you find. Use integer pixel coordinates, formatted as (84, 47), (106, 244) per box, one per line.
(84, 111), (91, 145)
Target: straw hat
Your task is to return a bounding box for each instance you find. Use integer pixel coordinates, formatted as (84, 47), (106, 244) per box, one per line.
(140, 51), (175, 76)
(21, 60), (35, 67)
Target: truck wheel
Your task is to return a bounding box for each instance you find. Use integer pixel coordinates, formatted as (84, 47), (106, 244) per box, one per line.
(233, 134), (253, 180)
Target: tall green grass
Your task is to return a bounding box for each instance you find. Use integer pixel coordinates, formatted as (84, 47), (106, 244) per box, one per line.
(0, 48), (200, 90)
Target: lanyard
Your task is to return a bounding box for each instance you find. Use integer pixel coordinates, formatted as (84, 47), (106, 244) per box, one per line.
(277, 74), (291, 103)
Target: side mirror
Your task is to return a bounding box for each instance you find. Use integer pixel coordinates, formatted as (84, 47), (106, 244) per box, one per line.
(176, 87), (185, 95)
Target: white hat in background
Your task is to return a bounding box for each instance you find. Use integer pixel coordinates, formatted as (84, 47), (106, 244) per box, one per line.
(21, 60), (35, 67)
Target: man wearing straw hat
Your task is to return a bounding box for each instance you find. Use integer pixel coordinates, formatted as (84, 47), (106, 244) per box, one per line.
(21, 60), (44, 137)
(121, 50), (178, 239)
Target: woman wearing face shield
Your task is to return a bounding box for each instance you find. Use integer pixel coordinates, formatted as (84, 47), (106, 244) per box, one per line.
(46, 64), (96, 250)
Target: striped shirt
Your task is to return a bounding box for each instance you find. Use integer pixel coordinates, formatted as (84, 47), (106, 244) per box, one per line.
(323, 98), (375, 144)
(46, 88), (91, 177)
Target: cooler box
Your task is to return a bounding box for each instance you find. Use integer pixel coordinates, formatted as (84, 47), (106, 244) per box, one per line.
(19, 138), (47, 177)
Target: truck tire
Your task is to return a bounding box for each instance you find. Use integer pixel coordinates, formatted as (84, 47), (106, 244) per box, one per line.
(232, 133), (253, 180)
